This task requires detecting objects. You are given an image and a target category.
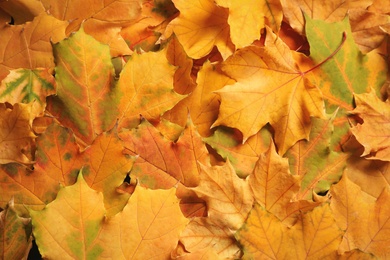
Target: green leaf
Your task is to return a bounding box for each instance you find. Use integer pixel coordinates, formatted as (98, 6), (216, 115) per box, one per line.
(47, 26), (120, 145)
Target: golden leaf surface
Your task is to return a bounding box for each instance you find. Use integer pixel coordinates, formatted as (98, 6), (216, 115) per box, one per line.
(214, 27), (324, 155)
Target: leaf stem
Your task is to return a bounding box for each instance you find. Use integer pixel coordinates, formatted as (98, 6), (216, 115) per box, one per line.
(302, 31), (347, 75)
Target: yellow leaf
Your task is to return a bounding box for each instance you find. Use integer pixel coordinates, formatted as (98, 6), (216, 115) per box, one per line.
(192, 161), (253, 230)
(169, 0), (235, 59)
(99, 186), (189, 259)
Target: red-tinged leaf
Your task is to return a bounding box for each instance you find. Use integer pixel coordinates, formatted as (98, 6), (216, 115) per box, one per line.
(82, 129), (135, 216)
(0, 69), (56, 117)
(350, 90), (390, 161)
(0, 199), (32, 260)
(0, 103), (36, 164)
(178, 217), (240, 259)
(119, 118), (209, 189)
(204, 126), (271, 178)
(191, 161), (253, 230)
(0, 164), (60, 215)
(99, 186), (189, 259)
(29, 172), (106, 260)
(169, 0), (235, 59)
(213, 27), (324, 155)
(116, 49), (185, 130)
(249, 141), (300, 222)
(47, 27), (120, 146)
(286, 114), (347, 200)
(34, 123), (82, 186)
(0, 12), (68, 81)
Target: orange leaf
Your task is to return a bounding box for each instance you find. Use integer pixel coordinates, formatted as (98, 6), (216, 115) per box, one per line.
(191, 161), (253, 230)
(0, 0), (44, 24)
(169, 0), (235, 59)
(0, 103), (35, 164)
(0, 12), (68, 81)
(214, 27), (324, 155)
(120, 118), (208, 189)
(99, 185), (189, 259)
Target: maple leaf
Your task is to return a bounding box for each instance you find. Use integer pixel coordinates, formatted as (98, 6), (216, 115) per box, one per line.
(0, 69), (56, 117)
(280, 0), (372, 34)
(169, 0), (235, 59)
(0, 12), (68, 81)
(349, 90), (390, 161)
(236, 203), (343, 259)
(286, 113), (347, 200)
(330, 175), (390, 258)
(116, 48), (185, 130)
(178, 217), (240, 258)
(99, 185), (189, 259)
(213, 26), (325, 155)
(0, 103), (36, 164)
(191, 160), (253, 230)
(0, 199), (32, 259)
(41, 0), (142, 56)
(204, 126), (271, 178)
(47, 27), (120, 146)
(119, 118), (209, 189)
(305, 15), (387, 149)
(215, 0), (283, 48)
(163, 60), (235, 137)
(29, 171), (106, 259)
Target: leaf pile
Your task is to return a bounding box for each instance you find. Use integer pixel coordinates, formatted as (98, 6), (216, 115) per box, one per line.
(0, 0), (390, 259)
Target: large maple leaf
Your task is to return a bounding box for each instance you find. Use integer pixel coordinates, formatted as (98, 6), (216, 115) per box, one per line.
(213, 27), (325, 155)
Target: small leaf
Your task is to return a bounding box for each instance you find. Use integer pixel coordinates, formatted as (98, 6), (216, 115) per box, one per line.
(0, 199), (32, 260)
(0, 103), (36, 164)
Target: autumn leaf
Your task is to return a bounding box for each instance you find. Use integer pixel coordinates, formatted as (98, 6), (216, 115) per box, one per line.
(178, 217), (240, 258)
(163, 60), (235, 137)
(191, 161), (253, 230)
(116, 49), (185, 130)
(0, 0), (45, 24)
(82, 128), (135, 216)
(120, 118), (209, 189)
(47, 27), (120, 145)
(236, 203), (343, 259)
(0, 68), (56, 117)
(0, 103), (35, 164)
(0, 12), (68, 81)
(249, 141), (300, 222)
(40, 0), (142, 56)
(280, 0), (372, 34)
(286, 113), (347, 200)
(214, 26), (324, 155)
(99, 185), (189, 259)
(29, 171), (106, 259)
(0, 199), (32, 259)
(169, 0), (235, 59)
(215, 0), (283, 48)
(349, 90), (390, 161)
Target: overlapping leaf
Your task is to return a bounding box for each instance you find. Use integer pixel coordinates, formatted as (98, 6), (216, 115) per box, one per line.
(47, 27), (120, 145)
(0, 103), (35, 164)
(214, 27), (324, 155)
(0, 199), (31, 259)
